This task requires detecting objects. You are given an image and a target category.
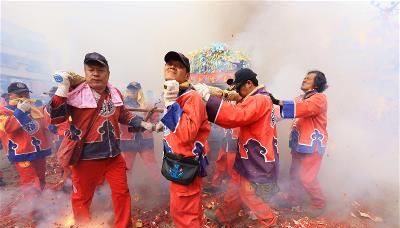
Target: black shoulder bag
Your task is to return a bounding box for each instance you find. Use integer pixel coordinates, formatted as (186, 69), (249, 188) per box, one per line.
(161, 152), (200, 185)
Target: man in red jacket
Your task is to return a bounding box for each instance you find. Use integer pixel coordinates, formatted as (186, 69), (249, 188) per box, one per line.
(270, 70), (328, 217)
(47, 52), (153, 228)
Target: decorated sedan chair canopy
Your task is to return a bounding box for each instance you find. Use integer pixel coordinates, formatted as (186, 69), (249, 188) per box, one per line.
(188, 42), (251, 89)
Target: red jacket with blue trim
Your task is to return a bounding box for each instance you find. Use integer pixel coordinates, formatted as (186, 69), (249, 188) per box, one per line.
(47, 88), (143, 160)
(281, 91), (328, 155)
(0, 105), (52, 162)
(206, 86), (279, 184)
(161, 89), (211, 176)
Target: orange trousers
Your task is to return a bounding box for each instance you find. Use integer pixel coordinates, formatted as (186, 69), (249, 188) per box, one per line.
(170, 176), (203, 228)
(288, 151), (325, 209)
(71, 155), (132, 228)
(216, 171), (277, 227)
(15, 158), (46, 192)
(14, 158), (47, 220)
(121, 150), (161, 182)
(211, 148), (236, 187)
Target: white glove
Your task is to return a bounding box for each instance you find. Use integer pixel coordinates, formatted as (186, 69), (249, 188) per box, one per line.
(17, 100), (32, 113)
(140, 121), (153, 131)
(163, 80), (179, 107)
(155, 121), (164, 132)
(53, 71), (71, 97)
(192, 83), (210, 102)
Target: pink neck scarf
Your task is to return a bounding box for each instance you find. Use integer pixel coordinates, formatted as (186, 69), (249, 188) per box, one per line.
(66, 82), (123, 108)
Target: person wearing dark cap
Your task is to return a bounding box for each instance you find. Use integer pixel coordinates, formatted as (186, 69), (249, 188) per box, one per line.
(119, 81), (161, 184)
(158, 51), (210, 228)
(45, 86), (57, 98)
(0, 93), (9, 106)
(193, 68), (279, 227)
(0, 82), (52, 215)
(269, 71), (328, 218)
(47, 52), (152, 228)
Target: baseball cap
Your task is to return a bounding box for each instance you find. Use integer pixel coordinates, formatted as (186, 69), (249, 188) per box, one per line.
(8, 82), (32, 94)
(164, 51), (190, 72)
(46, 86), (57, 96)
(233, 68), (257, 85)
(127, 81), (142, 90)
(84, 52), (108, 67)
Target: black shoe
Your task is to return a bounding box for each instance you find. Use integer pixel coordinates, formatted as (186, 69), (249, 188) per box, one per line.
(0, 179), (6, 187)
(204, 209), (222, 225)
(203, 186), (220, 194)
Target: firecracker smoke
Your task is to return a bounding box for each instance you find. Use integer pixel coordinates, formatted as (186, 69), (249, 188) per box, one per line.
(1, 1), (398, 227)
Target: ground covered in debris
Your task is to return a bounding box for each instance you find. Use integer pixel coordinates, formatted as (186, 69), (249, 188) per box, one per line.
(0, 154), (393, 228)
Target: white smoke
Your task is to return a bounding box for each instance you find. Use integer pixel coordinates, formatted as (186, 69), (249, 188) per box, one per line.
(1, 1), (256, 93)
(230, 2), (399, 227)
(1, 1), (398, 227)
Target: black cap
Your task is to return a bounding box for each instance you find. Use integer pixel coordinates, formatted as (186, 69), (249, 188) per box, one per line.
(164, 51), (190, 72)
(46, 86), (57, 96)
(84, 52), (108, 67)
(127, 81), (142, 90)
(233, 68), (257, 85)
(49, 86), (57, 93)
(1, 93), (9, 99)
(8, 82), (32, 94)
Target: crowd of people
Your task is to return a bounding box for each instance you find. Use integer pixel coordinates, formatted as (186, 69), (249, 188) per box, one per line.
(0, 51), (328, 228)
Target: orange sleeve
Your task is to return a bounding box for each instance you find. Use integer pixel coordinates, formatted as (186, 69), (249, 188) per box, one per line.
(281, 94), (327, 119)
(161, 93), (207, 145)
(206, 95), (269, 129)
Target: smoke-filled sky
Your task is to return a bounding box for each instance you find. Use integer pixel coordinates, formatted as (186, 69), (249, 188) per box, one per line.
(1, 1), (399, 227)
(1, 1), (256, 92)
(229, 2), (399, 226)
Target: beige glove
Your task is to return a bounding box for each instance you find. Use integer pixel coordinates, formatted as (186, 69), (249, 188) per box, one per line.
(140, 121), (154, 131)
(163, 80), (179, 107)
(17, 100), (32, 113)
(192, 83), (210, 102)
(53, 71), (71, 97)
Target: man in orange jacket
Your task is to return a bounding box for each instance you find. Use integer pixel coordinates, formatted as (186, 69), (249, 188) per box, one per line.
(159, 51), (210, 228)
(194, 68), (279, 227)
(270, 70), (328, 217)
(0, 82), (51, 200)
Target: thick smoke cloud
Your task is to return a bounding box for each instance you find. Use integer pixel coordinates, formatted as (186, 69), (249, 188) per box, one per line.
(1, 1), (398, 227)
(230, 2), (399, 226)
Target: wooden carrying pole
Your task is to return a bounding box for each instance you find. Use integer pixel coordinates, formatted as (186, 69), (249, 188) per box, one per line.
(127, 108), (164, 113)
